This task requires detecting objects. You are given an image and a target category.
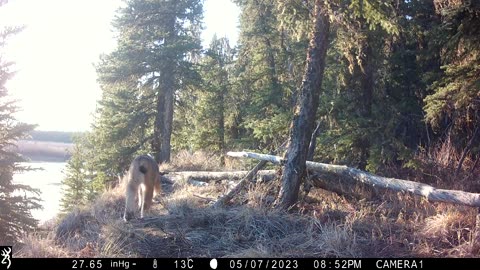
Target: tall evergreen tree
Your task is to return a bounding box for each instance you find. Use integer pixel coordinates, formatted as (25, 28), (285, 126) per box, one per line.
(0, 21), (40, 244)
(61, 0), (203, 206)
(424, 0), (480, 161)
(233, 0), (309, 150)
(60, 135), (91, 213)
(96, 0), (203, 162)
(193, 36), (235, 164)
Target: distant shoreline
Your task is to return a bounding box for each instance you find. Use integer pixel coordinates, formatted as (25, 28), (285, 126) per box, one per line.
(17, 140), (74, 162)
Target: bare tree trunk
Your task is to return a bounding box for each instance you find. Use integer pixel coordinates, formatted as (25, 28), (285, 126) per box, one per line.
(167, 170), (276, 183)
(278, 0), (330, 209)
(218, 87), (226, 166)
(213, 160), (269, 207)
(153, 91), (165, 163)
(455, 126), (479, 176)
(307, 121), (322, 161)
(358, 34), (373, 171)
(160, 76), (174, 163)
(153, 2), (176, 163)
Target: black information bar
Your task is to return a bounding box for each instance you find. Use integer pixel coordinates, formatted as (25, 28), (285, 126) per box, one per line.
(5, 258), (480, 270)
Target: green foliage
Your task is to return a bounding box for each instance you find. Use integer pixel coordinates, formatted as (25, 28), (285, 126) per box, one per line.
(424, 1), (480, 144)
(0, 22), (40, 244)
(346, 0), (399, 35)
(61, 0), (203, 207)
(232, 0), (310, 150)
(192, 36), (234, 154)
(60, 140), (87, 212)
(61, 0), (479, 208)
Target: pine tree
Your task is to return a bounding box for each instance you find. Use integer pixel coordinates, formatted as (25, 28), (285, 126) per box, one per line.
(424, 0), (480, 157)
(60, 136), (88, 213)
(61, 0), (204, 204)
(310, 0), (411, 171)
(233, 0), (309, 150)
(95, 0), (203, 162)
(0, 22), (40, 244)
(191, 36), (235, 164)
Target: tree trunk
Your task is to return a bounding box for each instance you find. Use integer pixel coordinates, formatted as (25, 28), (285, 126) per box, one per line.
(153, 2), (176, 163)
(166, 170), (276, 183)
(153, 90), (165, 163)
(455, 125), (479, 176)
(218, 86), (226, 166)
(160, 75), (174, 163)
(213, 160), (269, 207)
(278, 0), (330, 209)
(307, 121), (322, 161)
(358, 34), (374, 171)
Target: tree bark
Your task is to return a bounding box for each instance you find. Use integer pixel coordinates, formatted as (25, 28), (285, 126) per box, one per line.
(218, 85), (226, 166)
(229, 151), (480, 207)
(153, 90), (165, 163)
(278, 0), (330, 209)
(152, 1), (176, 163)
(307, 121), (322, 161)
(213, 160), (269, 207)
(455, 125), (479, 176)
(166, 170), (276, 183)
(357, 33), (374, 170)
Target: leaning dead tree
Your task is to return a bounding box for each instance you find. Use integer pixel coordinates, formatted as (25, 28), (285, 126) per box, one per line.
(213, 160), (269, 208)
(227, 151), (480, 208)
(279, 0), (331, 209)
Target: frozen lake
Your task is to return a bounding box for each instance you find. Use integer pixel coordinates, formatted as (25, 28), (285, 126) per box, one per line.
(13, 162), (67, 225)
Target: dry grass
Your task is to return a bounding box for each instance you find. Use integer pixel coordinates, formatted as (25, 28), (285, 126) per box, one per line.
(14, 148), (480, 258)
(395, 137), (480, 192)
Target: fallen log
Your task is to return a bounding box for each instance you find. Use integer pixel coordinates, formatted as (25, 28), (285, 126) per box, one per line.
(164, 169), (367, 199)
(227, 151), (480, 208)
(213, 160), (269, 207)
(166, 170), (276, 183)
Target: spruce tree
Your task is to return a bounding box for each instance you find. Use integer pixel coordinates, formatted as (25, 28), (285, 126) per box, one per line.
(424, 0), (480, 156)
(233, 0), (308, 150)
(0, 23), (40, 244)
(192, 36), (235, 164)
(61, 0), (204, 204)
(60, 136), (88, 213)
(95, 0), (203, 162)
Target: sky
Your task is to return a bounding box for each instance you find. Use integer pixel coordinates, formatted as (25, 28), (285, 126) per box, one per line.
(0, 0), (239, 132)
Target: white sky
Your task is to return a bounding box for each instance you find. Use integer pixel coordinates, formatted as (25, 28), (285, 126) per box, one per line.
(0, 0), (239, 132)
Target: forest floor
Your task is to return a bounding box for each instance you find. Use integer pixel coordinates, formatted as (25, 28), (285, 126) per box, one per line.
(14, 151), (480, 258)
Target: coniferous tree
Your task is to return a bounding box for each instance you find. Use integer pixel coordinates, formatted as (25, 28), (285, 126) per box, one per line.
(233, 0), (309, 150)
(60, 136), (89, 213)
(192, 36), (235, 165)
(95, 0), (203, 162)
(0, 21), (40, 244)
(61, 0), (203, 205)
(424, 0), (480, 166)
(278, 0), (331, 208)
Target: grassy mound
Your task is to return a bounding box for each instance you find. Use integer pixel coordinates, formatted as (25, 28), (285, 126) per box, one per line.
(14, 150), (480, 258)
